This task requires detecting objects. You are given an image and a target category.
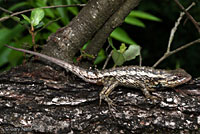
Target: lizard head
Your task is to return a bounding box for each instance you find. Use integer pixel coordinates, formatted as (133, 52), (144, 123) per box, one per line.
(154, 68), (192, 88)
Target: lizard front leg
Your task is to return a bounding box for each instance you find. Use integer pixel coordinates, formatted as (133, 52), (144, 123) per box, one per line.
(140, 83), (159, 100)
(99, 77), (119, 107)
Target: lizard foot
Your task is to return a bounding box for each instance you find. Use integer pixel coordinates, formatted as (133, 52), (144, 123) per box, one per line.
(99, 94), (117, 109)
(145, 94), (161, 104)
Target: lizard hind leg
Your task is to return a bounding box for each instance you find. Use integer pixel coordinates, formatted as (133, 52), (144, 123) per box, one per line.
(99, 77), (119, 108)
(140, 84), (160, 101)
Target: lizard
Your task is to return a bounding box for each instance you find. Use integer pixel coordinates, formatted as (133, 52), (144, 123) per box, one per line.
(5, 45), (192, 106)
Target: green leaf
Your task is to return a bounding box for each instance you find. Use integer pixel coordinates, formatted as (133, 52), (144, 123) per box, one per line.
(0, 25), (25, 67)
(123, 45), (141, 61)
(0, 45), (12, 66)
(81, 41), (89, 50)
(68, 7), (79, 15)
(94, 49), (106, 65)
(44, 8), (55, 18)
(35, 21), (44, 29)
(125, 16), (145, 28)
(108, 37), (116, 50)
(12, 16), (21, 22)
(45, 21), (61, 32)
(8, 2), (28, 11)
(129, 10), (161, 22)
(66, 0), (79, 15)
(31, 8), (45, 26)
(112, 50), (125, 66)
(54, 1), (69, 25)
(21, 14), (31, 24)
(111, 27), (137, 45)
(57, 7), (69, 24)
(0, 43), (23, 67)
(0, 25), (24, 47)
(35, 0), (55, 18)
(35, 0), (47, 6)
(6, 44), (23, 66)
(119, 43), (127, 53)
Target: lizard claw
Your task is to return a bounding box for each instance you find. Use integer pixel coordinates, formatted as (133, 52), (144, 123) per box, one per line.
(99, 94), (117, 109)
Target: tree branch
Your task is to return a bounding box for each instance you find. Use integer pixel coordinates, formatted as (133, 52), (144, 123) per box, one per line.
(153, 38), (200, 68)
(2, 0), (199, 133)
(0, 4), (86, 22)
(173, 0), (200, 34)
(153, 2), (198, 68)
(85, 0), (141, 58)
(45, 0), (126, 63)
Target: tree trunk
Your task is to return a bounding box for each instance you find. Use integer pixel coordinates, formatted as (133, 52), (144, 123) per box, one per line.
(1, 0), (200, 133)
(0, 65), (200, 133)
(44, 0), (127, 63)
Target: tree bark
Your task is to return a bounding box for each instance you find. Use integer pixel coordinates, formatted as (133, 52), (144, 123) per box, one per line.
(85, 0), (140, 58)
(1, 0), (200, 133)
(0, 65), (200, 134)
(44, 0), (126, 63)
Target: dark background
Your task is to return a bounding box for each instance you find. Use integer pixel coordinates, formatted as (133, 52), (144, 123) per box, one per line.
(129, 0), (200, 77)
(0, 0), (200, 77)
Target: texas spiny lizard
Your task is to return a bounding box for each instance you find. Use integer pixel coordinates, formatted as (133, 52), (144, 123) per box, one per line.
(5, 45), (192, 106)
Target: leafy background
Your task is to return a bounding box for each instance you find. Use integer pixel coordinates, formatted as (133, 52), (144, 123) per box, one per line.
(0, 0), (200, 77)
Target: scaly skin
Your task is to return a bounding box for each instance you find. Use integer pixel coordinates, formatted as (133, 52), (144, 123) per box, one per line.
(5, 45), (192, 106)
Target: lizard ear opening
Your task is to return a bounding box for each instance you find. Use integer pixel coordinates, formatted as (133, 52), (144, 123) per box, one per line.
(172, 69), (191, 82)
(163, 69), (191, 88)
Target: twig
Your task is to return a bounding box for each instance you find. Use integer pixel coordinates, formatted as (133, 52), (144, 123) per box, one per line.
(153, 3), (195, 68)
(167, 2), (195, 52)
(103, 44), (112, 69)
(139, 53), (142, 66)
(36, 17), (61, 33)
(10, 16), (29, 30)
(0, 7), (13, 14)
(103, 50), (113, 69)
(168, 39), (200, 56)
(173, 0), (200, 34)
(0, 4), (86, 22)
(153, 39), (200, 68)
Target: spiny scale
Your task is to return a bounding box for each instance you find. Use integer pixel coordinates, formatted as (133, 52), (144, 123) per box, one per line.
(5, 45), (192, 107)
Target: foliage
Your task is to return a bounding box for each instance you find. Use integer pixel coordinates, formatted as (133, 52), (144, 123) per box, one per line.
(95, 11), (161, 66)
(111, 10), (161, 45)
(0, 0), (82, 71)
(0, 0), (162, 72)
(22, 8), (45, 27)
(108, 37), (141, 66)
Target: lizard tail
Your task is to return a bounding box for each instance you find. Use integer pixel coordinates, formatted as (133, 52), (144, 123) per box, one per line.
(4, 45), (99, 84)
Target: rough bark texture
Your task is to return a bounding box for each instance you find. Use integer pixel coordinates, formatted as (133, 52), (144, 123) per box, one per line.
(85, 0), (140, 57)
(44, 0), (126, 63)
(1, 0), (200, 133)
(0, 65), (200, 134)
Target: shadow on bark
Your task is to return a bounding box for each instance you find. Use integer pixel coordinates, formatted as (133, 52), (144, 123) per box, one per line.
(0, 64), (200, 133)
(1, 0), (200, 133)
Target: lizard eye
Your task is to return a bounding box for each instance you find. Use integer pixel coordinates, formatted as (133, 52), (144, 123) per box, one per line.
(155, 82), (162, 88)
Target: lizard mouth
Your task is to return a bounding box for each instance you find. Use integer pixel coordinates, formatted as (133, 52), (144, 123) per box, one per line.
(167, 74), (191, 88)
